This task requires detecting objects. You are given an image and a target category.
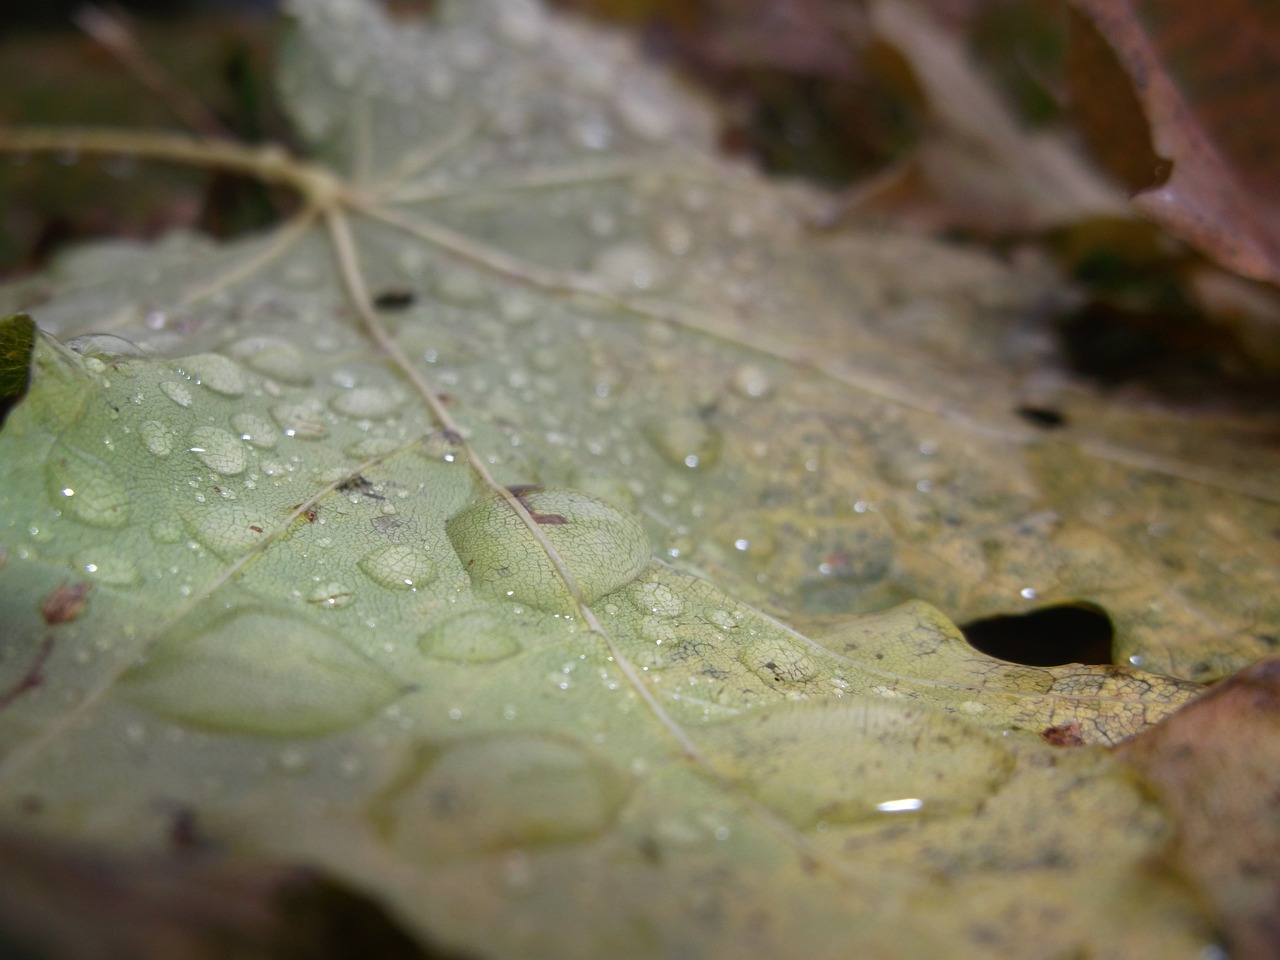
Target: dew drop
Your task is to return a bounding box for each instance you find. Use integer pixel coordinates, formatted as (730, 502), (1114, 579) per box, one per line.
(159, 380), (193, 408)
(435, 270), (488, 305)
(72, 550), (141, 586)
(306, 582), (356, 609)
(630, 580), (684, 619)
(231, 413), (280, 449)
(177, 354), (247, 397)
(418, 608), (520, 663)
(384, 735), (627, 860)
(44, 443), (131, 529)
(740, 636), (819, 685)
(231, 337), (313, 385)
(592, 243), (666, 292)
(614, 78), (678, 143)
(643, 414), (721, 470)
(730, 364), (773, 400)
(330, 386), (403, 420)
(358, 543), (436, 590)
(188, 426), (248, 476)
(446, 488), (650, 614)
(271, 402), (329, 440)
(182, 503), (268, 559)
(140, 420), (172, 458)
(118, 607), (398, 736)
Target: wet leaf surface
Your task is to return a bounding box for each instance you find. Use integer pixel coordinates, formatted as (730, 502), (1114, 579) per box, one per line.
(0, 1), (1274, 957)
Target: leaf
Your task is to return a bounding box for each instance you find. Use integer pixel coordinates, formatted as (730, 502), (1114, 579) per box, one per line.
(1068, 0), (1280, 286)
(0, 0), (1272, 956)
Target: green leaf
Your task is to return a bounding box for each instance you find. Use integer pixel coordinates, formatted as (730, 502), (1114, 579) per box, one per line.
(0, 0), (1272, 957)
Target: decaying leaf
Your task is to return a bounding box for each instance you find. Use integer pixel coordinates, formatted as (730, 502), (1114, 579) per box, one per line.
(1069, 0), (1280, 286)
(0, 0), (1273, 957)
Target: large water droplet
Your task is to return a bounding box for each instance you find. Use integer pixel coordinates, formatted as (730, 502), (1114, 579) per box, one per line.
(418, 608), (520, 663)
(188, 426), (248, 476)
(630, 580), (683, 619)
(45, 443), (131, 528)
(118, 606), (400, 736)
(271, 402), (329, 440)
(140, 420), (172, 458)
(358, 543), (435, 590)
(643, 414), (721, 470)
(72, 550), (141, 586)
(177, 354), (246, 397)
(446, 488), (650, 614)
(231, 413), (280, 449)
(231, 337), (313, 385)
(306, 582), (356, 609)
(159, 380), (193, 408)
(383, 735), (627, 860)
(739, 635), (820, 686)
(182, 502), (268, 559)
(330, 386), (403, 420)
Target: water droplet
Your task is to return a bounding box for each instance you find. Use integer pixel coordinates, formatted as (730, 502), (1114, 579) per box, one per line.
(446, 488), (650, 614)
(306, 581), (356, 609)
(159, 380), (193, 408)
(182, 503), (268, 559)
(330, 386), (403, 420)
(643, 414), (721, 470)
(614, 78), (678, 143)
(358, 543), (435, 590)
(383, 735), (627, 860)
(740, 636), (820, 686)
(72, 550), (141, 586)
(230, 413), (280, 449)
(630, 580), (683, 618)
(140, 420), (172, 458)
(496, 0), (545, 47)
(231, 337), (313, 385)
(418, 608), (520, 663)
(65, 333), (145, 358)
(188, 426), (248, 476)
(44, 443), (131, 528)
(346, 436), (401, 459)
(177, 354), (246, 397)
(271, 402), (329, 440)
(592, 243), (666, 292)
(118, 606), (399, 736)
(730, 364), (773, 400)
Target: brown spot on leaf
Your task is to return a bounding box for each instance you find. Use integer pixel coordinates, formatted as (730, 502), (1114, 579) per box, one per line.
(41, 581), (91, 625)
(1041, 722), (1086, 747)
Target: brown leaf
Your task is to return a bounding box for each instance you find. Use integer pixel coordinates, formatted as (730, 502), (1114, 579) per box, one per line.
(1114, 657), (1280, 960)
(1068, 0), (1280, 286)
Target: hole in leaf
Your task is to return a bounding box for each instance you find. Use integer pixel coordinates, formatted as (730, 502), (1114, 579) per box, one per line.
(959, 603), (1114, 666)
(1015, 405), (1067, 429)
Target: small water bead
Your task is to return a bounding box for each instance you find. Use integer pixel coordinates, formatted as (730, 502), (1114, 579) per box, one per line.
(446, 488), (651, 614)
(187, 426), (248, 476)
(159, 381), (193, 408)
(182, 503), (268, 559)
(271, 402), (329, 440)
(435, 270), (489, 305)
(44, 443), (131, 529)
(176, 354), (246, 397)
(630, 580), (683, 619)
(231, 337), (313, 385)
(643, 414), (721, 470)
(358, 543), (435, 590)
(740, 636), (820, 686)
(418, 608), (520, 663)
(306, 582), (356, 609)
(330, 386), (403, 420)
(613, 76), (679, 143)
(592, 243), (667, 292)
(140, 420), (172, 458)
(231, 413), (280, 449)
(730, 364), (773, 400)
(72, 550), (141, 586)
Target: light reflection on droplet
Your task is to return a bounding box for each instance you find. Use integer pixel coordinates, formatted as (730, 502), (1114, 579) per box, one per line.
(875, 798), (924, 813)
